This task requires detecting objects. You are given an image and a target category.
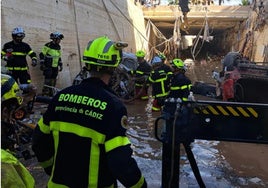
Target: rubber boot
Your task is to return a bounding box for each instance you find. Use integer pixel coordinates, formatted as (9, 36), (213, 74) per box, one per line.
(42, 79), (51, 96)
(49, 79), (57, 96)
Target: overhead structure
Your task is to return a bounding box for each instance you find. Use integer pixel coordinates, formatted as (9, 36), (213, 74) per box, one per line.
(142, 5), (250, 35)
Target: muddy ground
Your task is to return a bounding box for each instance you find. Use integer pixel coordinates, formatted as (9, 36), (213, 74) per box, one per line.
(20, 57), (268, 187)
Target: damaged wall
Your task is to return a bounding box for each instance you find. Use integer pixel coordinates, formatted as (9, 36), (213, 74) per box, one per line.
(1, 0), (147, 92)
(222, 0), (268, 62)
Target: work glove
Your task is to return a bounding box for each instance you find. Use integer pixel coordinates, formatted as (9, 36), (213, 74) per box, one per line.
(31, 59), (37, 67)
(59, 65), (63, 72)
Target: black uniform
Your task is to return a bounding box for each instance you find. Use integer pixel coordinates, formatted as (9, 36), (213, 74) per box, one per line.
(132, 60), (152, 99)
(148, 64), (173, 109)
(133, 60), (151, 84)
(1, 41), (37, 84)
(32, 77), (146, 188)
(168, 73), (192, 101)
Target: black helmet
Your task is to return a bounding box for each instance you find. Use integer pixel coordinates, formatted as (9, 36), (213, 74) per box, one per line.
(50, 32), (64, 40)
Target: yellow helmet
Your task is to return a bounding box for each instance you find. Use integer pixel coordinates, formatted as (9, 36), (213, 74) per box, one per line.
(1, 74), (22, 106)
(171, 58), (186, 71)
(136, 50), (146, 58)
(82, 36), (126, 69)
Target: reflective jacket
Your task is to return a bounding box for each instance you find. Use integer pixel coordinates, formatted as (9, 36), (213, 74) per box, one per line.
(132, 60), (152, 86)
(32, 77), (146, 188)
(1, 149), (35, 188)
(168, 73), (192, 101)
(148, 64), (173, 98)
(1, 41), (37, 71)
(39, 41), (62, 68)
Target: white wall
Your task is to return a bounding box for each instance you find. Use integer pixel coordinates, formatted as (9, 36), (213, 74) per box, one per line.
(1, 0), (147, 92)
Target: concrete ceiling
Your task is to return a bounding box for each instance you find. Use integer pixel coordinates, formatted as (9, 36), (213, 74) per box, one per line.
(142, 5), (250, 36)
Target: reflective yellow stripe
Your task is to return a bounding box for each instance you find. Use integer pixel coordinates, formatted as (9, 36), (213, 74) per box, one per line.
(38, 117), (50, 134)
(28, 50), (34, 55)
(135, 83), (144, 87)
(39, 157), (54, 168)
(12, 52), (27, 55)
(216, 105), (229, 115)
(50, 122), (106, 143)
(208, 106), (219, 115)
(7, 67), (28, 70)
(170, 86), (180, 90)
(226, 106), (239, 116)
(136, 70), (145, 75)
(88, 141), (100, 187)
(202, 108), (209, 114)
(105, 136), (130, 153)
(247, 107), (258, 118)
(236, 107), (250, 117)
(182, 97), (188, 101)
(152, 106), (161, 111)
(141, 96), (149, 99)
(170, 84), (189, 90)
(130, 176), (145, 188)
(181, 85), (188, 89)
(51, 127), (59, 183)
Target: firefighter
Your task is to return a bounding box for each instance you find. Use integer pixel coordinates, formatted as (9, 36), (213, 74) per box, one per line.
(148, 56), (173, 111)
(167, 58), (192, 101)
(32, 36), (147, 188)
(179, 0), (190, 32)
(131, 50), (152, 100)
(1, 27), (37, 86)
(1, 74), (35, 188)
(39, 31), (64, 96)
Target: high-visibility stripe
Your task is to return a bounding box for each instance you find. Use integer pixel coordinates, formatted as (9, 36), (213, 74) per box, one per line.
(105, 136), (130, 153)
(201, 108), (209, 114)
(226, 106), (239, 116)
(194, 105), (259, 118)
(216, 105), (229, 115)
(50, 122), (106, 143)
(12, 52), (27, 56)
(236, 107), (250, 117)
(152, 106), (161, 111)
(182, 97), (188, 101)
(7, 67), (28, 70)
(247, 107), (258, 118)
(39, 157), (54, 168)
(208, 105), (219, 115)
(136, 70), (145, 75)
(170, 84), (191, 90)
(141, 96), (149, 99)
(155, 93), (168, 98)
(89, 141), (100, 187)
(38, 117), (50, 134)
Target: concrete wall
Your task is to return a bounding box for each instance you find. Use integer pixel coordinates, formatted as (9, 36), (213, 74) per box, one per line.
(1, 0), (147, 92)
(221, 0), (268, 62)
